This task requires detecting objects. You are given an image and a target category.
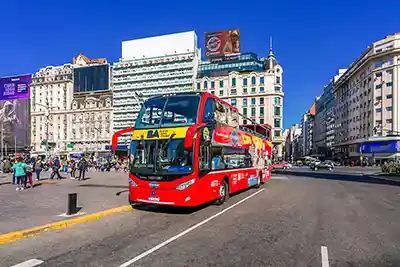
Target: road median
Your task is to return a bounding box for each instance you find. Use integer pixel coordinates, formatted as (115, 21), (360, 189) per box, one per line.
(0, 205), (132, 245)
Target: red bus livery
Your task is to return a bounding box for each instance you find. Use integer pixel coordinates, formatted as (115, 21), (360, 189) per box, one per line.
(112, 92), (272, 207)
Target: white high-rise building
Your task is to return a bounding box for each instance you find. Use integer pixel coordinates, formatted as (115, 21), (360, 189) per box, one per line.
(112, 31), (201, 142)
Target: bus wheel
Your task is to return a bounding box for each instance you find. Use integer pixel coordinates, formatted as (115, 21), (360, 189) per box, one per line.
(215, 179), (229, 205)
(255, 173), (262, 188)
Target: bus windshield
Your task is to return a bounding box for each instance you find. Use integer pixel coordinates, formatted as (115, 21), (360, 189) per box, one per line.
(135, 95), (200, 129)
(129, 138), (193, 179)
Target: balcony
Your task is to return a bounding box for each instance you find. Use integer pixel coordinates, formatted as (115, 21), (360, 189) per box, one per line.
(113, 78), (193, 90)
(113, 62), (193, 75)
(113, 70), (193, 83)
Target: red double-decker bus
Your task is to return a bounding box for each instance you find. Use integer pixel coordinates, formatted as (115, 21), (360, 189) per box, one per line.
(112, 92), (272, 207)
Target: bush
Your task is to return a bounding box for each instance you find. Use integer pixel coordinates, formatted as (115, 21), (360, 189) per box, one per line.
(381, 163), (400, 175)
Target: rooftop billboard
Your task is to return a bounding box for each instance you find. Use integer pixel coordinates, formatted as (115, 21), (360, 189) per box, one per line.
(0, 74), (31, 100)
(73, 64), (110, 93)
(205, 28), (240, 58)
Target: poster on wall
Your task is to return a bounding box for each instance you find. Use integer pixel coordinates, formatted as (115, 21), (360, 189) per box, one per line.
(205, 28), (240, 58)
(0, 74), (31, 100)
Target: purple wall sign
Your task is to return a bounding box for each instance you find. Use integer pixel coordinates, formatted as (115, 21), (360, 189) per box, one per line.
(0, 74), (31, 100)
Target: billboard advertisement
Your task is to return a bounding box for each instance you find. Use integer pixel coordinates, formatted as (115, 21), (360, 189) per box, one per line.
(359, 140), (400, 153)
(205, 28), (240, 58)
(0, 98), (30, 150)
(74, 64), (110, 93)
(0, 74), (31, 100)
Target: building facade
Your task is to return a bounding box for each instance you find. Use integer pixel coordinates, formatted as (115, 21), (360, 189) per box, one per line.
(300, 102), (316, 157)
(112, 31), (200, 143)
(334, 33), (400, 162)
(284, 124), (301, 161)
(196, 47), (284, 158)
(30, 54), (113, 157)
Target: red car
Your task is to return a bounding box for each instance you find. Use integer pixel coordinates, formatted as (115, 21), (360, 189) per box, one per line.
(271, 162), (291, 170)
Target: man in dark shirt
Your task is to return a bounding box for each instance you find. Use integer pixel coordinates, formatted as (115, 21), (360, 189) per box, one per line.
(50, 157), (62, 180)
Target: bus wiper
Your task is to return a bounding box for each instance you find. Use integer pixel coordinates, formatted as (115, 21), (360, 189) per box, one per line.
(162, 133), (176, 151)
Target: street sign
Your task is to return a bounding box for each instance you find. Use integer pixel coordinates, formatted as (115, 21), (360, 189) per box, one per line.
(67, 143), (75, 149)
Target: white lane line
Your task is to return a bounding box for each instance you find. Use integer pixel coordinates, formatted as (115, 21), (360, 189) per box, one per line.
(271, 175), (289, 180)
(118, 189), (266, 267)
(11, 259), (44, 267)
(321, 246), (330, 267)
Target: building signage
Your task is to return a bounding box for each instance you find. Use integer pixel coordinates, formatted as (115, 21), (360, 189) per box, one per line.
(0, 74), (31, 100)
(359, 140), (400, 153)
(205, 28), (240, 58)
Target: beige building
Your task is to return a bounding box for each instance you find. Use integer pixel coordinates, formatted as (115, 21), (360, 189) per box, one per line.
(30, 54), (113, 157)
(196, 48), (284, 158)
(334, 33), (400, 161)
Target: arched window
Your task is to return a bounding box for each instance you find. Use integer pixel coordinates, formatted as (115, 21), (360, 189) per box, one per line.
(251, 76), (256, 85)
(204, 80), (208, 89)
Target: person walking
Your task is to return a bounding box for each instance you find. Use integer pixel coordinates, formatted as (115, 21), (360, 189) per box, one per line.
(34, 158), (43, 181)
(12, 155), (29, 191)
(78, 158), (87, 181)
(70, 160), (77, 179)
(50, 156), (62, 180)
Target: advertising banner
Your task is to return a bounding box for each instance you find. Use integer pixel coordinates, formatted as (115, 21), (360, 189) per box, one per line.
(205, 28), (240, 58)
(0, 98), (30, 150)
(0, 74), (31, 100)
(359, 140), (400, 153)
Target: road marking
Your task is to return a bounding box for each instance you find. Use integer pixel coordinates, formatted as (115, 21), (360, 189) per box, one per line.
(321, 246), (330, 267)
(271, 175), (289, 180)
(11, 259), (44, 267)
(118, 189), (266, 267)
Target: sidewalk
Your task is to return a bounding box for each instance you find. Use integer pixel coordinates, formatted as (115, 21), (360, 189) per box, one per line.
(0, 171), (129, 235)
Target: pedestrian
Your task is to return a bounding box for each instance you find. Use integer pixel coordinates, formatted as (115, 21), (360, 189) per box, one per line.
(70, 160), (76, 179)
(24, 163), (33, 188)
(50, 156), (62, 180)
(78, 158), (87, 181)
(34, 158), (43, 181)
(12, 155), (29, 191)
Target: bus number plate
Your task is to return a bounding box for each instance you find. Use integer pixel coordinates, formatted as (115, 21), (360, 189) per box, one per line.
(148, 196), (160, 202)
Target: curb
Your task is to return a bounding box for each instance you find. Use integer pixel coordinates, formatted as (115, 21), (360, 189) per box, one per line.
(0, 205), (132, 245)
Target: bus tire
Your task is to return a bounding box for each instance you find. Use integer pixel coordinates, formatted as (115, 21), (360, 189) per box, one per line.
(215, 179), (229, 205)
(255, 172), (262, 188)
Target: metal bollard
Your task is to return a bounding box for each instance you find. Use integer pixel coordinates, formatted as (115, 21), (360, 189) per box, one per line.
(67, 193), (78, 215)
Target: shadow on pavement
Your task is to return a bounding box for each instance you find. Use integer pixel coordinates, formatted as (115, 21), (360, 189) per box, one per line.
(78, 184), (126, 189)
(275, 170), (400, 187)
(116, 189), (129, 196)
(133, 202), (212, 215)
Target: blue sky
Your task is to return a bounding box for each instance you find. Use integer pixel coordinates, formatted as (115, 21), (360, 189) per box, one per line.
(1, 0), (399, 128)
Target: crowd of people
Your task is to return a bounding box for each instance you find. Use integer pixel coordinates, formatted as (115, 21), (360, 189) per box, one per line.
(1, 154), (129, 192)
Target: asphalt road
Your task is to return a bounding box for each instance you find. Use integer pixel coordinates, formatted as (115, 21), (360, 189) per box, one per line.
(1, 173), (400, 267)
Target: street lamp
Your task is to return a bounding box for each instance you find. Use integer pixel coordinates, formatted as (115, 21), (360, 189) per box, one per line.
(34, 100), (58, 161)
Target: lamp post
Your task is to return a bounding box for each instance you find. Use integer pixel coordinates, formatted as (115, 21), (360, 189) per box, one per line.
(34, 100), (57, 161)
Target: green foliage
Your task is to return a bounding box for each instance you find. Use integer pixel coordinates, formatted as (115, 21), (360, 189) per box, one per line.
(381, 163), (400, 175)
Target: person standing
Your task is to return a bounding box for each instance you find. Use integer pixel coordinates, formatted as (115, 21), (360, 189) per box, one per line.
(12, 155), (29, 191)
(70, 160), (76, 179)
(50, 156), (62, 180)
(78, 158), (87, 181)
(34, 158), (43, 181)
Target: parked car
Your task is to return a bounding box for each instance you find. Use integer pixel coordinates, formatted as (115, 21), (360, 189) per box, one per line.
(271, 162), (291, 170)
(310, 161), (334, 171)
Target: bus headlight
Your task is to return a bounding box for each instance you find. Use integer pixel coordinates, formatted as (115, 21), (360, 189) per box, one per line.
(176, 178), (196, 191)
(128, 177), (138, 187)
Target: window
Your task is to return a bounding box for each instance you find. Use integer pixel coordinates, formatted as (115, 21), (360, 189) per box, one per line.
(250, 76), (256, 85)
(274, 97), (280, 105)
(274, 106), (281, 116)
(243, 78), (247, 86)
(386, 94), (393, 99)
(260, 107), (264, 116)
(231, 78), (236, 87)
(260, 119), (264, 124)
(251, 87), (256, 93)
(251, 107), (256, 117)
(251, 98), (256, 105)
(274, 86), (281, 92)
(243, 99), (247, 107)
(243, 87), (247, 94)
(386, 106), (393, 111)
(386, 119), (393, 124)
(375, 84), (382, 89)
(219, 90), (224, 96)
(231, 88), (237, 95)
(204, 81), (208, 89)
(386, 82), (393, 87)
(274, 119), (281, 128)
(375, 108), (382, 112)
(219, 80), (224, 88)
(243, 119), (247, 125)
(211, 91), (215, 95)
(274, 130), (281, 137)
(375, 120), (382, 125)
(260, 87), (264, 92)
(231, 99), (237, 106)
(276, 77), (281, 84)
(260, 98), (264, 105)
(243, 107), (247, 116)
(260, 77), (264, 85)
(375, 96), (382, 101)
(211, 81), (215, 89)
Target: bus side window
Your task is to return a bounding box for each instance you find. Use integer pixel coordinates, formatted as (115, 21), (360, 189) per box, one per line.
(202, 98), (215, 123)
(215, 101), (227, 124)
